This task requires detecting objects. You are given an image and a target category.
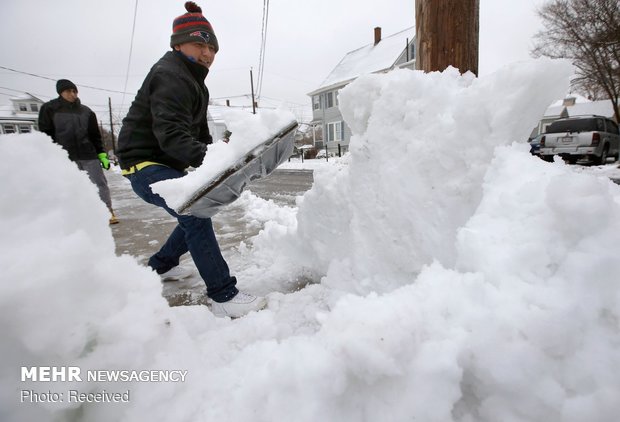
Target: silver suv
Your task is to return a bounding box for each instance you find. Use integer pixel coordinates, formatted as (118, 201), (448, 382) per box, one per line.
(539, 115), (620, 165)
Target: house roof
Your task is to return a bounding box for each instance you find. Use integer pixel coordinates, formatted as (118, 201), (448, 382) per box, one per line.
(10, 92), (44, 103)
(308, 26), (415, 95)
(543, 99), (615, 119)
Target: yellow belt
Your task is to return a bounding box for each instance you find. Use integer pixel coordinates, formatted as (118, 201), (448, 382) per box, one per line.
(121, 161), (167, 176)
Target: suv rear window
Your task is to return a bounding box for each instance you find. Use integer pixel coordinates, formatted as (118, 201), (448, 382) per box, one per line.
(546, 118), (603, 134)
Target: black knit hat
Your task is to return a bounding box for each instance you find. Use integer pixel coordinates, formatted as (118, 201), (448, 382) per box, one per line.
(56, 79), (77, 95)
(170, 2), (219, 52)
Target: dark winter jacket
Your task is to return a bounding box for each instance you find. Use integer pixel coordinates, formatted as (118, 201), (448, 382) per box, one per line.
(117, 51), (213, 172)
(38, 97), (104, 161)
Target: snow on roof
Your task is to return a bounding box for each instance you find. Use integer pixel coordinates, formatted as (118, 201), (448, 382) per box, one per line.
(543, 99), (615, 118)
(565, 100), (615, 117)
(10, 92), (43, 103)
(310, 27), (415, 94)
(543, 105), (565, 117)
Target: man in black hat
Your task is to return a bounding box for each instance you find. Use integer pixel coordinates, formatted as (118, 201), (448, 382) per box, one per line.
(38, 79), (118, 225)
(117, 1), (267, 318)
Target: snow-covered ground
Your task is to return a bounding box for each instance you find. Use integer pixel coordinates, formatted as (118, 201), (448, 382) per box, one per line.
(2, 58), (620, 422)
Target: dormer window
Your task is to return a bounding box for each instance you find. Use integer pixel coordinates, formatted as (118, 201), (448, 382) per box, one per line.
(19, 104), (27, 112)
(30, 104), (39, 112)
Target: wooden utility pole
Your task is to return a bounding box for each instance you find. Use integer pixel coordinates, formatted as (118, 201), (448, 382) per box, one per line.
(250, 68), (256, 114)
(415, 0), (480, 76)
(108, 97), (116, 155)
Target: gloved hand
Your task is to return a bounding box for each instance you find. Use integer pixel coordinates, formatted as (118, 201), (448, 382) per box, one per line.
(98, 152), (110, 170)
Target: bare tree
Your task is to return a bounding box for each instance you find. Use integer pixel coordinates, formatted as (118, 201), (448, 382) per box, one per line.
(532, 0), (620, 122)
(415, 0), (480, 75)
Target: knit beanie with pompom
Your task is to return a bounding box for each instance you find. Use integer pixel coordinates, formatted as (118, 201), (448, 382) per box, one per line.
(170, 1), (219, 52)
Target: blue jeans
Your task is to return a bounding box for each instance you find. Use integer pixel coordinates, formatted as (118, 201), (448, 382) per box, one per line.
(126, 165), (238, 302)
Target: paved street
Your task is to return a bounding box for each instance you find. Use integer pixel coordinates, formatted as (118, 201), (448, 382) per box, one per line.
(108, 168), (313, 306)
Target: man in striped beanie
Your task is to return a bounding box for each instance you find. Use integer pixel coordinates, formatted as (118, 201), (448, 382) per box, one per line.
(117, 2), (268, 318)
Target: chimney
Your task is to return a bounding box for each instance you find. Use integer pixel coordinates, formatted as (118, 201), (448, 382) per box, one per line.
(374, 27), (382, 45)
(562, 97), (576, 107)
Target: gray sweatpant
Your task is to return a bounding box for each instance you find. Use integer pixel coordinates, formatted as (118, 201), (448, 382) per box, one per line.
(76, 159), (113, 210)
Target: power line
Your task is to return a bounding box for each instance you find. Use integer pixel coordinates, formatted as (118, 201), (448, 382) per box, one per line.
(0, 65), (135, 95)
(120, 0), (139, 113)
(257, 0), (270, 99)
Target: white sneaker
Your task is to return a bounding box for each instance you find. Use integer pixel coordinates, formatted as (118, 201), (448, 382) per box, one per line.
(159, 266), (193, 282)
(210, 292), (267, 318)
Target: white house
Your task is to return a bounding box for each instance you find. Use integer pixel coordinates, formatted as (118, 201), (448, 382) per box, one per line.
(0, 93), (44, 134)
(307, 26), (416, 155)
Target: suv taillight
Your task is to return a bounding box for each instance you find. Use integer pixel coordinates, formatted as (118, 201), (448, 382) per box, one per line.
(540, 135), (546, 147)
(592, 132), (601, 146)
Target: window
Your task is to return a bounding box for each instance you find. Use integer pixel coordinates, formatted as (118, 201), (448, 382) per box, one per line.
(326, 92), (334, 108)
(326, 121), (343, 142)
(3, 124), (16, 134)
(596, 118), (605, 131)
(18, 125), (31, 133)
(30, 104), (39, 112)
(606, 119), (619, 134)
(19, 104), (27, 112)
(315, 91), (339, 110)
(547, 118), (598, 133)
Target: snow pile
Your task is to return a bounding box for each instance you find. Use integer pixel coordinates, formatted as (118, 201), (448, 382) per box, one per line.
(151, 108), (296, 210)
(239, 58), (620, 419)
(2, 58), (620, 422)
(0, 135), (202, 422)
(250, 60), (580, 294)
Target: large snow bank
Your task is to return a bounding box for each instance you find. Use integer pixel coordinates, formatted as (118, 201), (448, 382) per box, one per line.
(2, 58), (620, 422)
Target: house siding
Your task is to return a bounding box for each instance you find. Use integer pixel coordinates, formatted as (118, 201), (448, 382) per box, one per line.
(311, 87), (352, 154)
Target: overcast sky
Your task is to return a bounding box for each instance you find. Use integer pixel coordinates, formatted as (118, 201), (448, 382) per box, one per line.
(0, 0), (546, 126)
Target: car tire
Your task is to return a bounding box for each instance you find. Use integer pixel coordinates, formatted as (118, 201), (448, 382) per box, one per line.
(595, 146), (609, 165)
